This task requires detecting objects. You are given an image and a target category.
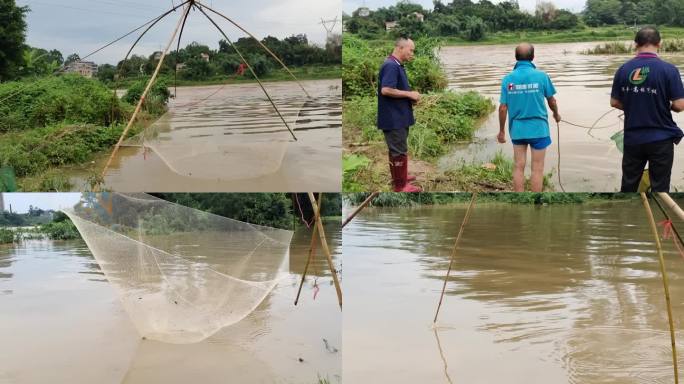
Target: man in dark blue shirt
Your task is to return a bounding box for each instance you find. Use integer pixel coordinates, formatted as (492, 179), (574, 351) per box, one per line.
(610, 27), (684, 192)
(377, 37), (422, 192)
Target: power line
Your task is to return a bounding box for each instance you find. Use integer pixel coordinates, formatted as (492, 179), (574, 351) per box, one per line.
(20, 1), (155, 19)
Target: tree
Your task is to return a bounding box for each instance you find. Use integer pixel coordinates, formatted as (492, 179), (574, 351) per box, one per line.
(583, 0), (622, 26)
(462, 16), (486, 41)
(0, 0), (29, 81)
(65, 53), (80, 66)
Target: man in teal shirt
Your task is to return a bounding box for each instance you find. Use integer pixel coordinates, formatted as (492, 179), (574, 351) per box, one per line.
(498, 43), (561, 192)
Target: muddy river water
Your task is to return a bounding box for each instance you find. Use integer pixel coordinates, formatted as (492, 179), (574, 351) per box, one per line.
(440, 42), (684, 191)
(0, 222), (341, 384)
(66, 79), (341, 192)
(344, 197), (684, 383)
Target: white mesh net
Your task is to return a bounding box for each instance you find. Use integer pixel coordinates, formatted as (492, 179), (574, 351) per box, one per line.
(122, 83), (311, 180)
(62, 193), (293, 344)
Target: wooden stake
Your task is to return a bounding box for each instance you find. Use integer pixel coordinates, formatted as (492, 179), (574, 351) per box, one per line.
(102, 3), (192, 179)
(641, 192), (679, 384)
(308, 192), (342, 310)
(294, 194), (322, 305)
(341, 191), (379, 229)
(434, 193), (477, 324)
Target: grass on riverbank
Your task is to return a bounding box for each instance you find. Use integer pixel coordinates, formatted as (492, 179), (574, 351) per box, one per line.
(583, 38), (684, 54)
(344, 192), (644, 207)
(0, 75), (167, 191)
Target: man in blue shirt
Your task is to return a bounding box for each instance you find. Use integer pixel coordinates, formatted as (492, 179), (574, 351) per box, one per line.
(610, 27), (684, 192)
(377, 37), (422, 192)
(498, 43), (561, 192)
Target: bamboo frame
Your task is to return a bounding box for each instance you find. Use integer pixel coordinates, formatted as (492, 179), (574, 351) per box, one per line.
(294, 193), (322, 305)
(308, 192), (343, 309)
(434, 193), (477, 324)
(641, 192), (679, 384)
(341, 191), (379, 229)
(101, 3), (192, 178)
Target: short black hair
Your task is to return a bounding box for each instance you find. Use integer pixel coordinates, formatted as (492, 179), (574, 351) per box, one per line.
(635, 27), (661, 47)
(395, 36), (412, 47)
(515, 44), (534, 61)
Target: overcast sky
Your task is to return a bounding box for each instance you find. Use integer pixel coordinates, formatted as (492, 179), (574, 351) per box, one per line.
(18, 0), (341, 65)
(3, 193), (81, 213)
(342, 0), (586, 15)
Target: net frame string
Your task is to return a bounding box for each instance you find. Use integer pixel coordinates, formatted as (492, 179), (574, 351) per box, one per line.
(196, 5), (297, 141)
(641, 192), (679, 384)
(306, 192), (342, 310)
(433, 193), (477, 324)
(101, 3), (192, 179)
(294, 192), (323, 306)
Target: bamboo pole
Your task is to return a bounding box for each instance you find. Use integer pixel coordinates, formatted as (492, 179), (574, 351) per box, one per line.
(294, 194), (322, 305)
(341, 191), (380, 229)
(641, 192), (679, 384)
(433, 327), (454, 384)
(658, 192), (684, 222)
(194, 0), (311, 98)
(102, 3), (192, 179)
(308, 192), (342, 310)
(434, 193), (477, 324)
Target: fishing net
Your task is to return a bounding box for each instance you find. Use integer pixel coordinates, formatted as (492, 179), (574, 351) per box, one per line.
(62, 192), (293, 344)
(121, 83), (311, 181)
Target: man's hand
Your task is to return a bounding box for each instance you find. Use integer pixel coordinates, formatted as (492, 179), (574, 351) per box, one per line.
(553, 112), (561, 123)
(408, 91), (421, 103)
(497, 131), (506, 144)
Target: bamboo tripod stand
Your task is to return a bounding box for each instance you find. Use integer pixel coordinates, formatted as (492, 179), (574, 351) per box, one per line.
(97, 0), (310, 182)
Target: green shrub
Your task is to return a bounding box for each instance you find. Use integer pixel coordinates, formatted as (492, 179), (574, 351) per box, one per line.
(123, 77), (170, 115)
(0, 74), (125, 132)
(0, 228), (15, 244)
(40, 219), (80, 240)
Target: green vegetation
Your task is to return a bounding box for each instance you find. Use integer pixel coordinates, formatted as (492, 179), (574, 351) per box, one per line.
(343, 35), (505, 191)
(40, 214), (80, 240)
(0, 74), (170, 190)
(97, 35), (341, 87)
(344, 0), (580, 42)
(345, 192), (641, 207)
(584, 38), (684, 54)
(0, 228), (15, 243)
(152, 193), (342, 230)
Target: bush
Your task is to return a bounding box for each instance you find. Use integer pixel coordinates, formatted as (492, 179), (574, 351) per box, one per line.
(123, 77), (170, 115)
(0, 228), (15, 244)
(342, 35), (447, 98)
(462, 16), (487, 41)
(0, 74), (126, 132)
(0, 123), (131, 177)
(40, 219), (80, 240)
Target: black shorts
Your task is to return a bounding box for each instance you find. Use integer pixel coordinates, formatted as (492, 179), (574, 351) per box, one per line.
(621, 138), (675, 192)
(383, 127), (409, 156)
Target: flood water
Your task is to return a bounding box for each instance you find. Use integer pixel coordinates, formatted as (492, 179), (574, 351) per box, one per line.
(66, 79), (341, 192)
(344, 197), (684, 383)
(440, 42), (684, 191)
(0, 222), (341, 384)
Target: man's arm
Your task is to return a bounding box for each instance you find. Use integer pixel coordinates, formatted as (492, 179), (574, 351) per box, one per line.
(610, 97), (624, 110)
(497, 104), (508, 143)
(547, 96), (561, 122)
(381, 87), (420, 102)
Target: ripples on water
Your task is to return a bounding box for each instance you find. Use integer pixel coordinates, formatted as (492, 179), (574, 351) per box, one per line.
(345, 200), (684, 383)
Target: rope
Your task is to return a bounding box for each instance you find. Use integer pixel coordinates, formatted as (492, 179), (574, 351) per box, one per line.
(651, 192), (684, 259)
(556, 121), (565, 192)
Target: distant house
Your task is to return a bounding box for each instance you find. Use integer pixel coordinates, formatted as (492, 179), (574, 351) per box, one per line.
(385, 21), (398, 31)
(411, 12), (425, 22)
(153, 51), (162, 60)
(176, 63), (186, 71)
(358, 7), (370, 17)
(64, 61), (98, 78)
(200, 53), (210, 62)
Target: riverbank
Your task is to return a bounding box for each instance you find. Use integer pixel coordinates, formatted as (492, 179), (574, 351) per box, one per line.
(109, 65), (340, 89)
(351, 26), (684, 47)
(344, 192), (658, 207)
